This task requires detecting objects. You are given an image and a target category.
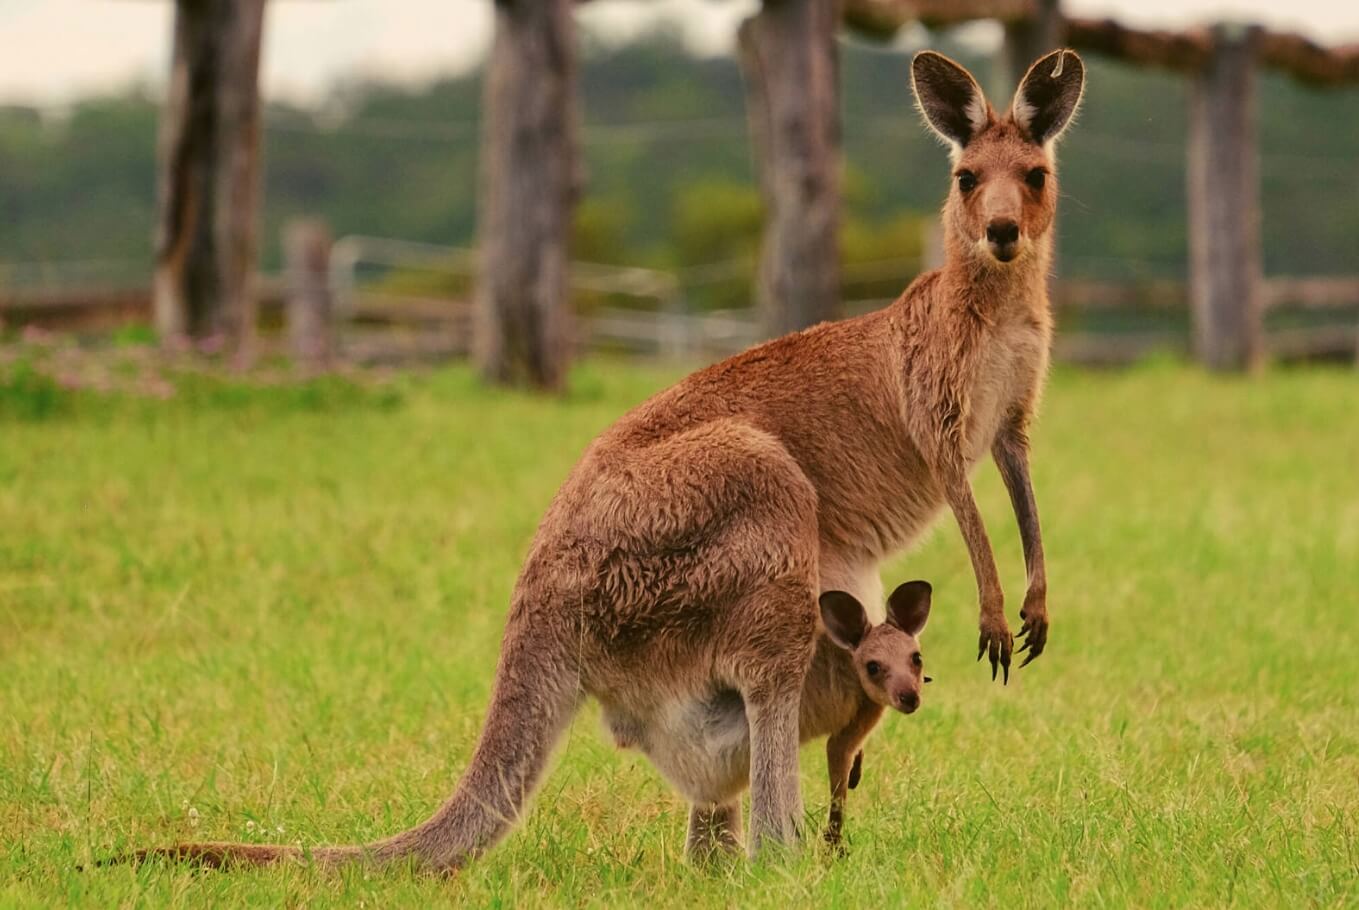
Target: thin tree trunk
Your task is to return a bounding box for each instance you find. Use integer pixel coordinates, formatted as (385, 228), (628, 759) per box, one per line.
(153, 0), (266, 359)
(739, 0), (841, 338)
(1188, 24), (1264, 372)
(474, 0), (577, 392)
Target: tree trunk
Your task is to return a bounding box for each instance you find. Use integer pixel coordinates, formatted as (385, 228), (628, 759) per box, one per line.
(1000, 0), (1064, 92)
(153, 0), (266, 359)
(739, 0), (841, 338)
(284, 219), (334, 368)
(474, 0), (577, 392)
(1188, 24), (1264, 372)
(999, 0), (1063, 287)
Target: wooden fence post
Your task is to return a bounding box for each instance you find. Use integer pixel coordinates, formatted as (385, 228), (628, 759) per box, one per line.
(153, 0), (267, 358)
(738, 0), (841, 338)
(284, 219), (334, 367)
(474, 0), (577, 392)
(1188, 23), (1264, 372)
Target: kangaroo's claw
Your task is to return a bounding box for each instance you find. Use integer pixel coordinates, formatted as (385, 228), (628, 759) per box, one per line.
(977, 616), (1014, 684)
(1017, 605), (1049, 668)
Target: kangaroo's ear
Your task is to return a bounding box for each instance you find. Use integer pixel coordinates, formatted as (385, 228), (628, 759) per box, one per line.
(886, 581), (932, 636)
(1010, 49), (1085, 147)
(911, 51), (991, 153)
(819, 591), (871, 650)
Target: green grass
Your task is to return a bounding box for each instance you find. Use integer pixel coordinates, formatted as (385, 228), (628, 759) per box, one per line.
(2, 358), (1358, 908)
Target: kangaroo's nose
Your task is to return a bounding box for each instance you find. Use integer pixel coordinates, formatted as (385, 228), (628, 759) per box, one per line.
(986, 219), (1020, 246)
(899, 691), (919, 713)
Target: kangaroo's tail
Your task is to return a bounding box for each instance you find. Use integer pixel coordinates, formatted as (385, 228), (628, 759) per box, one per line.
(105, 623), (580, 874)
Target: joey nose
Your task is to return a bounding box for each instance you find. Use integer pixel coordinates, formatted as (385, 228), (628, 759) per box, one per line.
(986, 219), (1020, 246)
(899, 691), (919, 713)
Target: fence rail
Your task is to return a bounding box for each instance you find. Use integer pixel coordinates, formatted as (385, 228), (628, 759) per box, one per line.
(3, 247), (1356, 366)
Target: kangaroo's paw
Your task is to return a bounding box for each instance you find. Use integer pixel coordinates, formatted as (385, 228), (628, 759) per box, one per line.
(977, 613), (1013, 684)
(1017, 596), (1049, 668)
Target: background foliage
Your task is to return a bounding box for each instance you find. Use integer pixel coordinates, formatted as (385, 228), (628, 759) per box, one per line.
(3, 28), (1358, 295)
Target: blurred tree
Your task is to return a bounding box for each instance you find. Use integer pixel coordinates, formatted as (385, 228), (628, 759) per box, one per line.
(670, 180), (763, 312)
(0, 97), (158, 266)
(841, 212), (928, 302)
(153, 0), (267, 358)
(739, 0), (841, 336)
(2, 29), (1358, 312)
(571, 197), (635, 265)
(474, 0), (577, 392)
(671, 181), (764, 267)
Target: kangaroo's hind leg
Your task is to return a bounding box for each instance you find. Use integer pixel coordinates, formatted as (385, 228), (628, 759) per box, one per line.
(598, 418), (820, 859)
(722, 571), (819, 857)
(707, 443), (820, 856)
(686, 800), (743, 862)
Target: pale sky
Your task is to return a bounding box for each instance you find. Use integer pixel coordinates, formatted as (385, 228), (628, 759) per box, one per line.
(2, 0), (1359, 106)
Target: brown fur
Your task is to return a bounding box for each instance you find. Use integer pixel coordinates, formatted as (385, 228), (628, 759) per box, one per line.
(681, 581), (931, 860)
(811, 581), (931, 851)
(112, 50), (1082, 874)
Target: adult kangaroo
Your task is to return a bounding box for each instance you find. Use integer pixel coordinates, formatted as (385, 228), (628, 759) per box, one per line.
(118, 49), (1084, 874)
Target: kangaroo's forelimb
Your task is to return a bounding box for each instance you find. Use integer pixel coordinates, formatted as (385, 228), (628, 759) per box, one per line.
(993, 410), (1049, 666)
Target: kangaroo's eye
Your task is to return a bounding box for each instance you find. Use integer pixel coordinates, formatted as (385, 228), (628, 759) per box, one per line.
(1026, 168), (1046, 190)
(865, 661), (882, 677)
(912, 652), (923, 667)
(957, 171), (977, 193)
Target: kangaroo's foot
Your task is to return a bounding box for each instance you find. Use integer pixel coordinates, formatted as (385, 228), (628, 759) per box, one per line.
(686, 800), (743, 864)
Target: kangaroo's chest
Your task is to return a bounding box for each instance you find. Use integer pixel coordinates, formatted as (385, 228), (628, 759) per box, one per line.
(962, 317), (1050, 463)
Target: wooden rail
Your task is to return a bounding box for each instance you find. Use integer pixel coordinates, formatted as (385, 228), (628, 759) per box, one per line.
(6, 278), (1355, 326)
(1063, 17), (1212, 72)
(842, 0), (1035, 35)
(0, 288), (151, 333)
(4, 276), (1354, 367)
(841, 0), (1359, 87)
(1262, 277), (1359, 310)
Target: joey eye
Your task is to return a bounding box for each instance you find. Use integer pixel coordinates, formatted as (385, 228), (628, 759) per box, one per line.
(956, 171), (977, 193)
(912, 652), (923, 668)
(1026, 168), (1046, 190)
(865, 660), (881, 677)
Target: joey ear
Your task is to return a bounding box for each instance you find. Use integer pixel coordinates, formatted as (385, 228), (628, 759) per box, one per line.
(911, 51), (991, 152)
(886, 580), (932, 636)
(819, 591), (871, 651)
(1010, 49), (1085, 147)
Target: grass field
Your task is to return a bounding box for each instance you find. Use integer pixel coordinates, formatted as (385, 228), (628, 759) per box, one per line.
(2, 358), (1358, 908)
